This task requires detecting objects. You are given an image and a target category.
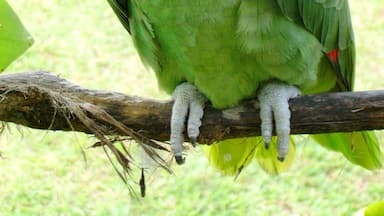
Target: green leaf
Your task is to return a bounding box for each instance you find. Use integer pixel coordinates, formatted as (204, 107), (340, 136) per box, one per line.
(0, 0), (34, 72)
(364, 201), (384, 216)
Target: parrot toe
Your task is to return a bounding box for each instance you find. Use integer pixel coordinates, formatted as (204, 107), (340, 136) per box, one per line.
(190, 137), (197, 148)
(257, 81), (300, 161)
(171, 83), (206, 164)
(264, 141), (270, 150)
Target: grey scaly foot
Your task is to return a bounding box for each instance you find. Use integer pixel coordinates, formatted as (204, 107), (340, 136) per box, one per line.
(257, 81), (300, 161)
(171, 83), (206, 164)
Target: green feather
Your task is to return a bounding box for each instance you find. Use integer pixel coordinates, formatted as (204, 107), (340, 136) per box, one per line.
(204, 136), (295, 176)
(204, 138), (258, 176)
(312, 132), (383, 170)
(276, 0), (355, 90)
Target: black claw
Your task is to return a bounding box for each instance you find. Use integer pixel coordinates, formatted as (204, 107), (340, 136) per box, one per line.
(277, 156), (285, 162)
(265, 142), (270, 150)
(190, 137), (197, 148)
(175, 155), (185, 165)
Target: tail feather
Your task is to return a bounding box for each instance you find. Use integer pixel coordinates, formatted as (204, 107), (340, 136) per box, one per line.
(204, 136), (296, 176)
(204, 131), (382, 176)
(311, 131), (383, 170)
(204, 138), (258, 176)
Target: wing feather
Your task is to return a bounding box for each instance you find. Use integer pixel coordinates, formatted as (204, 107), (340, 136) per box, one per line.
(106, 0), (131, 33)
(276, 0), (355, 90)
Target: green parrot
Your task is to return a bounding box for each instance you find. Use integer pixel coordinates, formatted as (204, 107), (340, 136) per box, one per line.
(107, 0), (383, 175)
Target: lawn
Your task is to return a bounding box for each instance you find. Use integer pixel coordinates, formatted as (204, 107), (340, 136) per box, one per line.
(1, 1), (384, 215)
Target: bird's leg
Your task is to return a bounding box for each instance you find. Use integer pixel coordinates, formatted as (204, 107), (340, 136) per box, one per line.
(171, 83), (206, 164)
(257, 81), (300, 161)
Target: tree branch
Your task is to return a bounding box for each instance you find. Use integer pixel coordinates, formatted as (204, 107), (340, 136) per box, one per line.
(1, 71), (384, 144)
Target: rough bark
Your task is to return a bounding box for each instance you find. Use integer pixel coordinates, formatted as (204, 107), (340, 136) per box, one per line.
(1, 71), (384, 144)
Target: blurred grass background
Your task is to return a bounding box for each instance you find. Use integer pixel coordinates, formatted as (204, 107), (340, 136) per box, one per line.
(1, 0), (384, 215)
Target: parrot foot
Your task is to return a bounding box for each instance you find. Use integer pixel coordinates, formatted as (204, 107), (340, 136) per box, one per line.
(257, 81), (300, 161)
(171, 83), (206, 165)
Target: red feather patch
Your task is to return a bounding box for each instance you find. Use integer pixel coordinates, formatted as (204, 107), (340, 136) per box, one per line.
(327, 49), (339, 64)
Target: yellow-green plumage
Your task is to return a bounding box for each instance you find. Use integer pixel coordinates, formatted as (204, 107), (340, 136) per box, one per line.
(107, 0), (382, 175)
(204, 137), (295, 175)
